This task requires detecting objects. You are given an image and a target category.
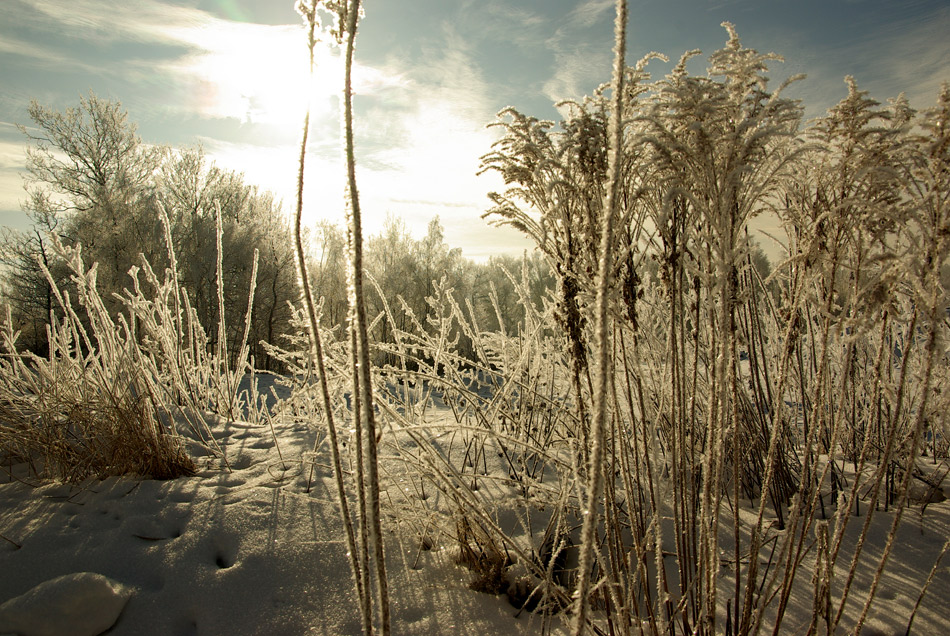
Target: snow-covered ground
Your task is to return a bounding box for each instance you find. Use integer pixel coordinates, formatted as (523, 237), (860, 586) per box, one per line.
(1, 399), (948, 635)
(0, 408), (564, 636)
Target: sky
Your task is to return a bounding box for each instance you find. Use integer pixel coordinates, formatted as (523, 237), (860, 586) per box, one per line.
(1, 0), (949, 261)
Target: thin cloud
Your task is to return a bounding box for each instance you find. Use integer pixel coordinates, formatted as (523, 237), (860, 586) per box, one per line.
(744, 2), (950, 118)
(198, 22), (527, 259)
(475, 1), (550, 53)
(542, 42), (612, 106)
(0, 33), (96, 73)
(0, 144), (27, 173)
(4, 0), (408, 141)
(705, 0), (752, 12)
(541, 2), (615, 105)
(18, 0), (212, 46)
(568, 0), (616, 29)
(0, 137), (29, 227)
(155, 18), (406, 131)
(352, 28), (512, 249)
(861, 6), (950, 107)
(481, 2), (547, 29)
(418, 23), (499, 124)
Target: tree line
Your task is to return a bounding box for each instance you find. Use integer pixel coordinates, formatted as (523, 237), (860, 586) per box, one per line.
(0, 92), (555, 369)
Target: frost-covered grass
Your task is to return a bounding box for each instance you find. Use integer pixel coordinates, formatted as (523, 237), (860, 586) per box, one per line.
(472, 5), (950, 632)
(0, 402), (572, 636)
(0, 205), (254, 483)
(0, 216), (948, 634)
(0, 374), (947, 635)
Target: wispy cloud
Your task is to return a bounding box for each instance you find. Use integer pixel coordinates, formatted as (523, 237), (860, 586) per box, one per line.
(0, 33), (97, 74)
(542, 43), (613, 106)
(543, 42), (612, 105)
(0, 140), (26, 171)
(154, 23), (334, 126)
(353, 26), (523, 255)
(16, 0), (211, 45)
(704, 0), (752, 12)
(539, 0), (617, 105)
(755, 3), (950, 118)
(356, 25), (520, 254)
(860, 6), (950, 108)
(0, 134), (30, 228)
(475, 1), (550, 53)
(568, 0), (616, 29)
(3, 0), (410, 138)
(198, 20), (527, 260)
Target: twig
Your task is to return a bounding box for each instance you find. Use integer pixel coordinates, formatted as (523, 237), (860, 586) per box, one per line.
(0, 532), (21, 549)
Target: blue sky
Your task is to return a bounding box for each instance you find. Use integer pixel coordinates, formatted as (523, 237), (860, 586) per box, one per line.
(1, 0), (949, 260)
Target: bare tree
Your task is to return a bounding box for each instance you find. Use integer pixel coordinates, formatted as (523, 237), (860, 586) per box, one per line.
(17, 93), (165, 313)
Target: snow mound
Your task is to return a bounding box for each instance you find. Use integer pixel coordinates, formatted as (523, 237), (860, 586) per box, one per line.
(0, 572), (131, 636)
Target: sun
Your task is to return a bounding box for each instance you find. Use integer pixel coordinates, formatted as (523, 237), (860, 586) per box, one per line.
(158, 12), (409, 230)
(170, 19), (344, 136)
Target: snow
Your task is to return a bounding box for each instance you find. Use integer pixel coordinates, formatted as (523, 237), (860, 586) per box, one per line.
(0, 573), (130, 636)
(0, 407), (566, 636)
(0, 397), (948, 635)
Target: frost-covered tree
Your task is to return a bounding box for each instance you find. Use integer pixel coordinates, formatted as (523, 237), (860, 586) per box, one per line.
(18, 92), (167, 313)
(307, 220), (349, 333)
(5, 97), (297, 368)
(0, 197), (64, 355)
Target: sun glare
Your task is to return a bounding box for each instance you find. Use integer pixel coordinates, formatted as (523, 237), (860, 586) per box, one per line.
(159, 13), (435, 235)
(164, 20), (344, 135)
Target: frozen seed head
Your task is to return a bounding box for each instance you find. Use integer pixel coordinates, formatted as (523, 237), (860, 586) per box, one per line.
(721, 21), (741, 51)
